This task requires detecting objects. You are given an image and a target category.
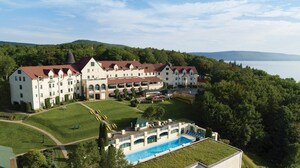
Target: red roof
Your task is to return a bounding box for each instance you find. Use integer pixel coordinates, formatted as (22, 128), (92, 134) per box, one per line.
(20, 65), (78, 79)
(108, 76), (161, 85)
(99, 61), (143, 70)
(141, 64), (166, 72)
(171, 66), (198, 74)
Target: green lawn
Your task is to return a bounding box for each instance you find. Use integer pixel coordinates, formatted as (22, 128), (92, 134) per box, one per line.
(137, 99), (193, 121)
(135, 139), (239, 168)
(0, 122), (55, 154)
(84, 100), (141, 130)
(25, 103), (100, 143)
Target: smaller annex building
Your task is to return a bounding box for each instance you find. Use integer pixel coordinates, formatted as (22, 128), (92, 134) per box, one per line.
(9, 53), (199, 110)
(0, 146), (17, 168)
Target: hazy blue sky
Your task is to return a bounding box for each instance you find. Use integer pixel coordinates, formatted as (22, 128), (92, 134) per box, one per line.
(1, 0), (300, 54)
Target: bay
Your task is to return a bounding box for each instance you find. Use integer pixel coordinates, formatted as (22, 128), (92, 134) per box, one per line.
(225, 61), (300, 82)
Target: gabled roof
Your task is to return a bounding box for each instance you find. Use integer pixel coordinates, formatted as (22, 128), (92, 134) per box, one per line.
(142, 64), (166, 72)
(133, 117), (149, 125)
(171, 66), (198, 74)
(99, 61), (143, 70)
(20, 64), (78, 79)
(0, 146), (16, 168)
(73, 57), (93, 71)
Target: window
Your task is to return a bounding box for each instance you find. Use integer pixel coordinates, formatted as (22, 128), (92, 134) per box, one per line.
(20, 93), (23, 98)
(166, 78), (168, 80)
(115, 74), (117, 77)
(91, 62), (95, 66)
(138, 73), (140, 76)
(15, 76), (17, 81)
(68, 88), (70, 92)
(92, 75), (94, 79)
(158, 72), (160, 75)
(95, 84), (100, 90)
(71, 81), (73, 85)
(40, 85), (43, 89)
(35, 85), (37, 89)
(89, 85), (94, 91)
(49, 84), (51, 88)
(123, 74), (125, 77)
(18, 70), (21, 74)
(166, 68), (169, 70)
(36, 94), (38, 97)
(183, 72), (186, 75)
(101, 84), (106, 90)
(61, 90), (63, 93)
(87, 69), (90, 73)
(77, 87), (79, 90)
(19, 85), (22, 90)
(131, 73), (133, 76)
(175, 77), (177, 80)
(50, 92), (52, 96)
(60, 82), (63, 86)
(166, 72), (169, 75)
(87, 76), (90, 79)
(190, 78), (193, 80)
(175, 72), (178, 75)
(70, 88), (73, 92)
(41, 93), (43, 97)
(19, 77), (21, 81)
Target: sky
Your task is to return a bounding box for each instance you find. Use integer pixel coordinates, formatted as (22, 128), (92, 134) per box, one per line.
(1, 0), (300, 54)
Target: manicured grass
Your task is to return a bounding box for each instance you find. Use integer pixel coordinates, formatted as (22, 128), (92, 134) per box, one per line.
(25, 103), (100, 143)
(137, 99), (193, 121)
(135, 139), (239, 168)
(84, 100), (141, 130)
(0, 122), (55, 154)
(0, 111), (29, 120)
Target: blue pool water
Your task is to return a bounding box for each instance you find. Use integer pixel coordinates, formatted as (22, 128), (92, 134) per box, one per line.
(125, 136), (192, 163)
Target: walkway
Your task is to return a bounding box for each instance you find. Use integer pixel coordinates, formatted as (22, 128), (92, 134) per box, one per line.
(78, 102), (115, 132)
(0, 120), (69, 159)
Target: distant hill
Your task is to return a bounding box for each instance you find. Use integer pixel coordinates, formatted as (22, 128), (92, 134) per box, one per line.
(69, 40), (127, 48)
(0, 41), (37, 46)
(191, 51), (300, 61)
(0, 39), (127, 48)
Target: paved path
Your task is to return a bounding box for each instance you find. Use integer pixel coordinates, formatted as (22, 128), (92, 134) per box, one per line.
(78, 102), (115, 132)
(0, 120), (69, 159)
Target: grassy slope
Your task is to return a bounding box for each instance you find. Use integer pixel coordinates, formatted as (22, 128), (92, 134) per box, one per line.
(137, 99), (193, 121)
(84, 100), (141, 130)
(25, 103), (100, 143)
(0, 122), (55, 154)
(135, 139), (238, 168)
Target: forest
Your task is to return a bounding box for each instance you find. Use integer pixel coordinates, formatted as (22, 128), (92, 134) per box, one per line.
(0, 41), (299, 167)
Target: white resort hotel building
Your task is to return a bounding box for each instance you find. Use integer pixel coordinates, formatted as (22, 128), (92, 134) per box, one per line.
(9, 52), (199, 110)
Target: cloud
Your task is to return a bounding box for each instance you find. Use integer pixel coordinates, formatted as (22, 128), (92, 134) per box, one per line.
(2, 0), (300, 54)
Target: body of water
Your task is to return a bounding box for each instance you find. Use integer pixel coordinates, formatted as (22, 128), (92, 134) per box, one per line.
(125, 136), (192, 163)
(226, 61), (300, 82)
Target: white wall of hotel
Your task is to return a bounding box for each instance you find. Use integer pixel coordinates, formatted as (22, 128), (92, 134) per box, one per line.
(109, 122), (218, 154)
(9, 57), (198, 110)
(9, 68), (82, 110)
(160, 65), (199, 87)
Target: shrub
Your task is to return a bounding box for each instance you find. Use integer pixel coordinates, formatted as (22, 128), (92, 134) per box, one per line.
(64, 94), (69, 102)
(25, 102), (32, 113)
(205, 127), (213, 138)
(117, 97), (123, 101)
(44, 98), (51, 109)
(130, 100), (137, 107)
(20, 101), (26, 111)
(55, 96), (60, 105)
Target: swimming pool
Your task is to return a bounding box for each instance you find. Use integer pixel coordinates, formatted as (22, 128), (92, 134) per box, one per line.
(125, 136), (192, 163)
